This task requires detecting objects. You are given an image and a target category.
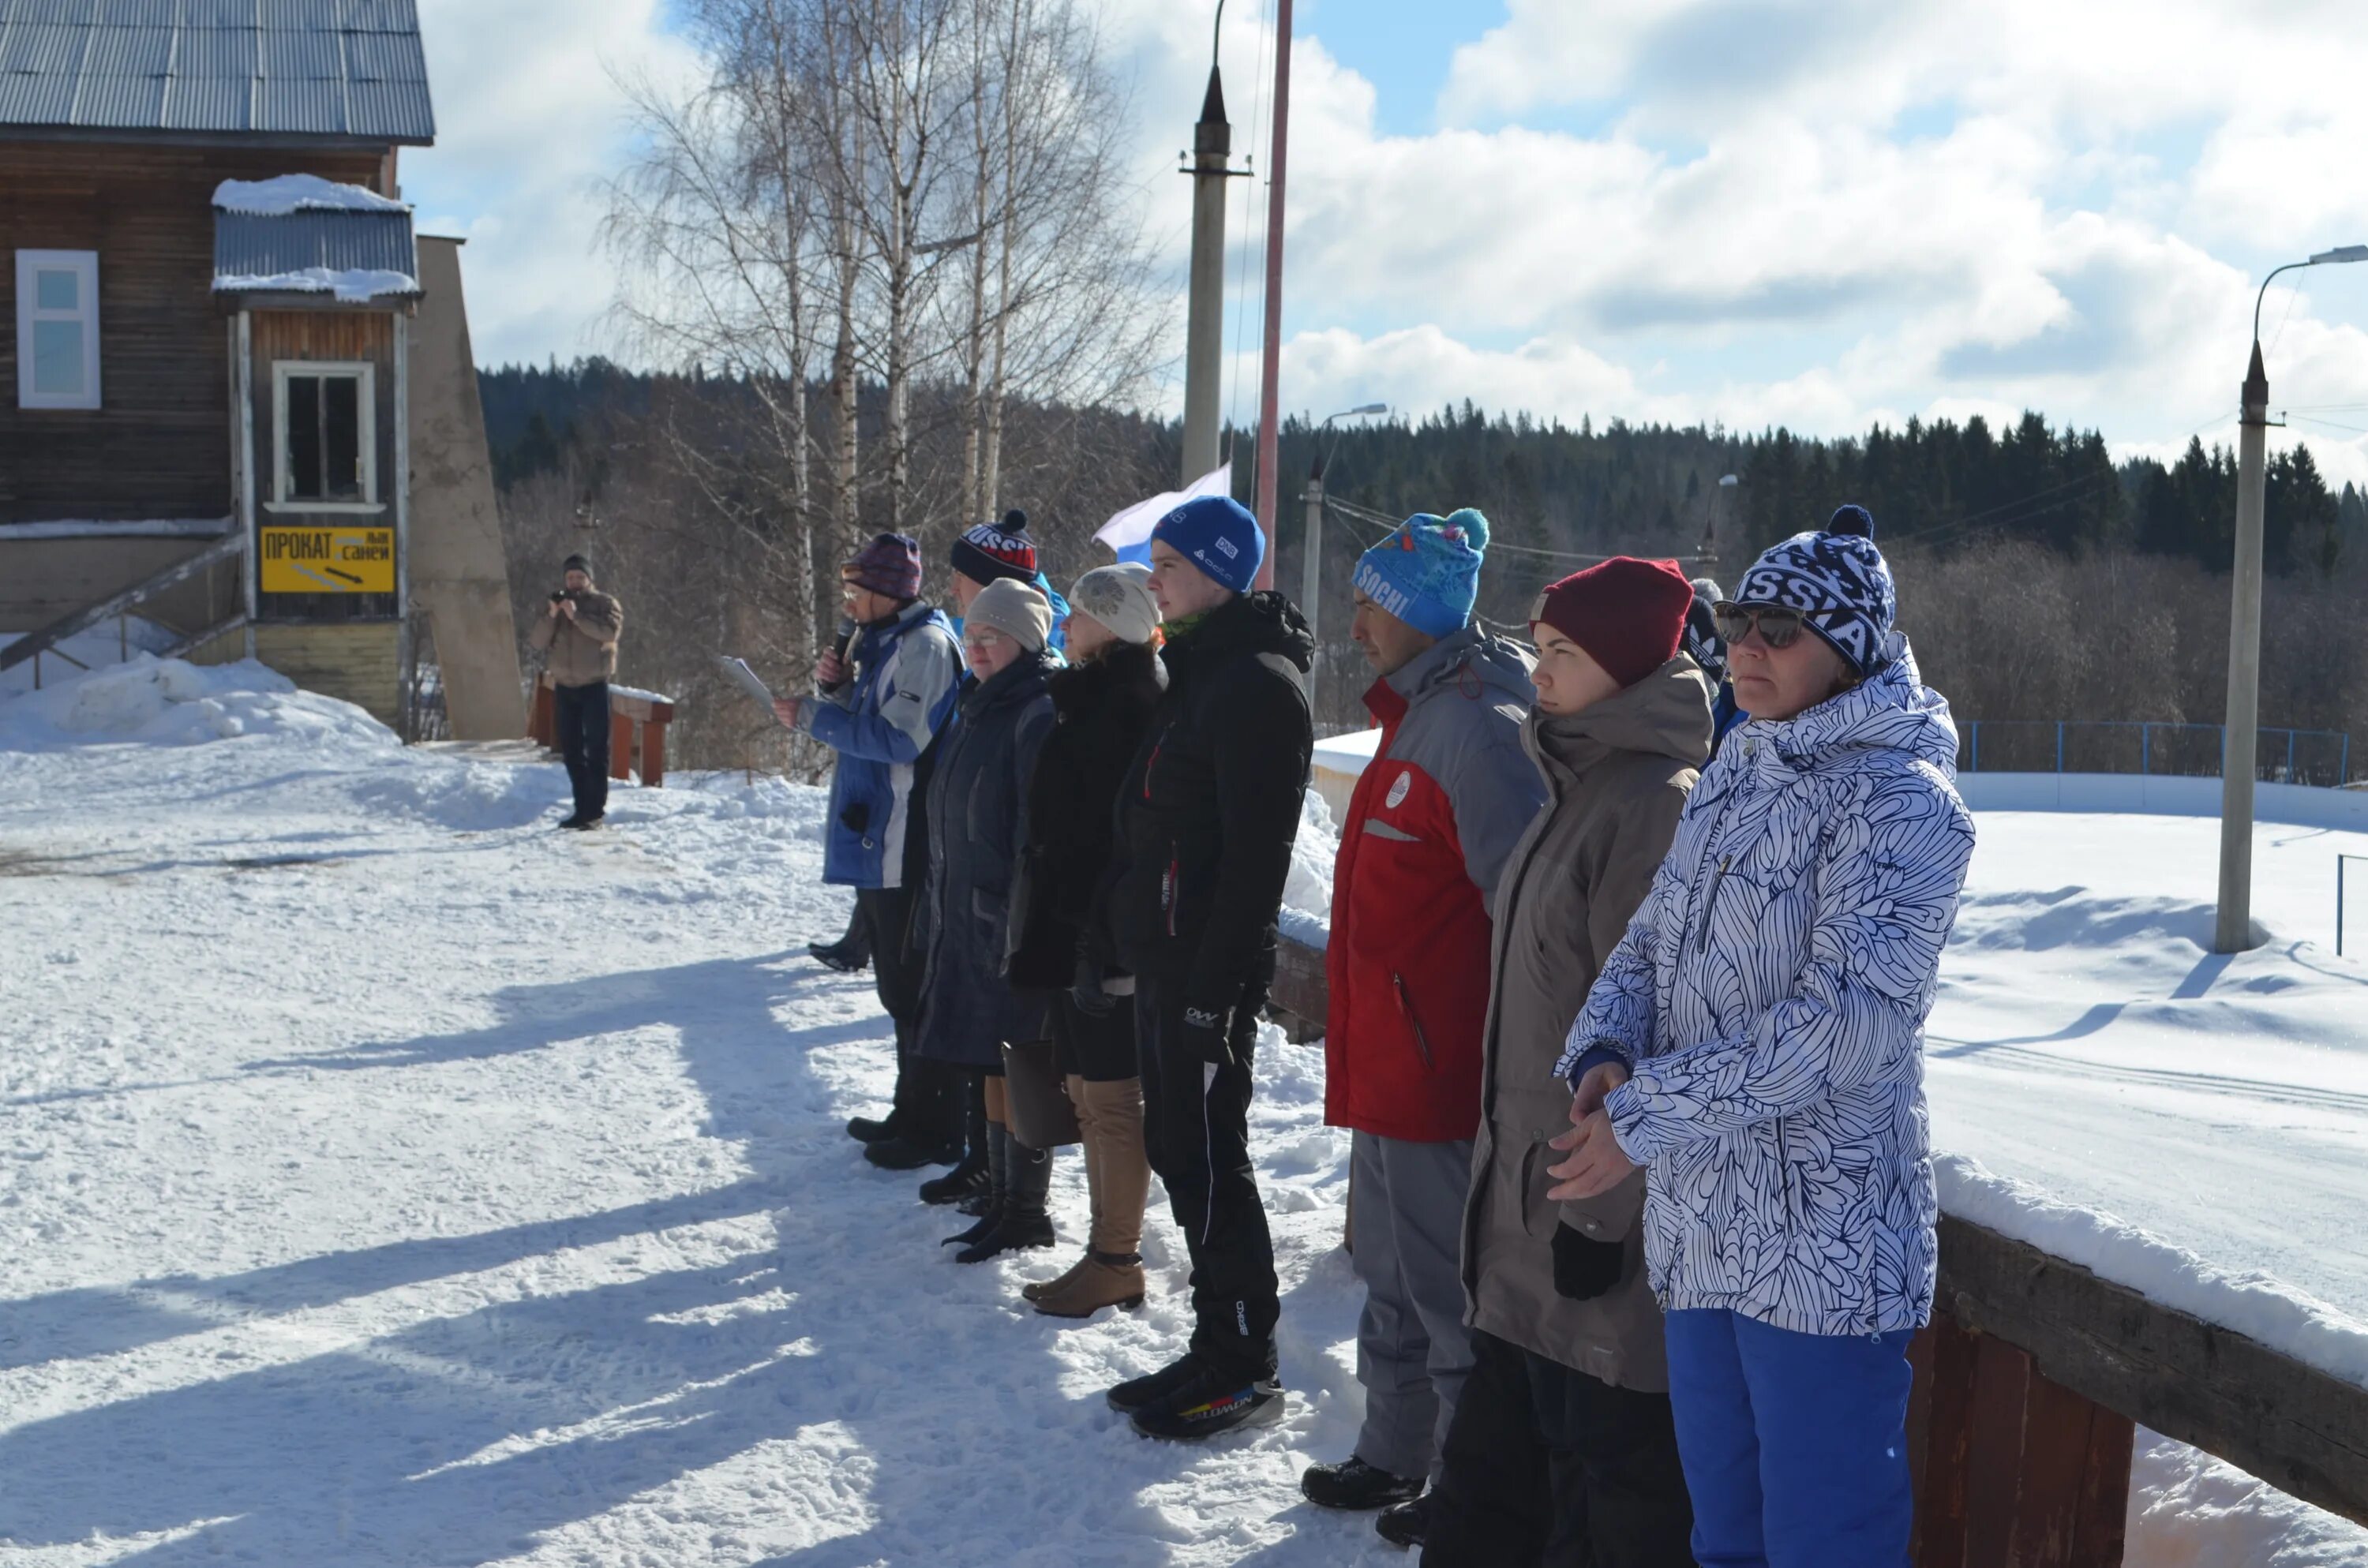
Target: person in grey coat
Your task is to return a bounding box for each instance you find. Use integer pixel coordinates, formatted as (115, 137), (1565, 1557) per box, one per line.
(912, 578), (1060, 1264)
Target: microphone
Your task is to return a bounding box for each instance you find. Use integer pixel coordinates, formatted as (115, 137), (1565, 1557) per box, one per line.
(822, 616), (856, 692)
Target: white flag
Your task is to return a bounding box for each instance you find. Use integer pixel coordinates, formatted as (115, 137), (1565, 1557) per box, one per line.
(1094, 461), (1234, 556)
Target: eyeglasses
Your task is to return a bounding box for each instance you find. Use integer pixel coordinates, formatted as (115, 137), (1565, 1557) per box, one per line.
(1711, 601), (1844, 650)
(963, 629), (1009, 653)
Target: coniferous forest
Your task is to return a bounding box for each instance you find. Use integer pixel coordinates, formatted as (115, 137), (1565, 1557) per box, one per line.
(480, 361), (2368, 776)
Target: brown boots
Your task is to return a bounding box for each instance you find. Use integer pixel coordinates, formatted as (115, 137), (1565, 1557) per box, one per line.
(1025, 1074), (1150, 1319)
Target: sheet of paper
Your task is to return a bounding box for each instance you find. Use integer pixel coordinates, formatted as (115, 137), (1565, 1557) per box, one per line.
(716, 656), (777, 711)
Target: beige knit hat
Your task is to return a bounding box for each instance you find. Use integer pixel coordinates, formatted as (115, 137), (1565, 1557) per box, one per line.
(964, 577), (1053, 654)
(1067, 563), (1161, 646)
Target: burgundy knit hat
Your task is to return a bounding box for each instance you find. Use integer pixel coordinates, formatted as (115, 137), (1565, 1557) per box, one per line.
(845, 531), (922, 601)
(1530, 557), (1695, 689)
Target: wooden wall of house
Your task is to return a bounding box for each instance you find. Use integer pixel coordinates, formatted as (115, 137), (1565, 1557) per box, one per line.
(253, 623), (401, 728)
(248, 309), (401, 623)
(0, 140), (386, 526)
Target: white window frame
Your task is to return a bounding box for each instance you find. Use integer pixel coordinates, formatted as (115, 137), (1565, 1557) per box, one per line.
(268, 360), (380, 513)
(16, 249), (101, 410)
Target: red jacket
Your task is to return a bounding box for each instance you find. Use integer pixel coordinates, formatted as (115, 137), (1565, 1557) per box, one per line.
(1325, 628), (1543, 1142)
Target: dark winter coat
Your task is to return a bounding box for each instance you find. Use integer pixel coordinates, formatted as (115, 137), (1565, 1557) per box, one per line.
(1325, 626), (1543, 1143)
(912, 651), (1058, 1068)
(1006, 641), (1167, 992)
(1109, 591), (1316, 1020)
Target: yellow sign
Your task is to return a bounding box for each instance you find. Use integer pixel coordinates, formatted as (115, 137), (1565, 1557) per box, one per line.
(260, 526), (395, 594)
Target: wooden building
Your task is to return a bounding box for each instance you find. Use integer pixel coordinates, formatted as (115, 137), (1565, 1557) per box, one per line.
(0, 0), (496, 731)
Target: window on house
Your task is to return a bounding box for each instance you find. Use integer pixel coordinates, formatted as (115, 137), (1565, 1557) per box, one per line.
(273, 363), (376, 506)
(15, 250), (101, 410)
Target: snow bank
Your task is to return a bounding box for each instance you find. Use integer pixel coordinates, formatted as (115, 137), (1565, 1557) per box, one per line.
(1280, 788), (1336, 949)
(2130, 1430), (2368, 1567)
(0, 656), (395, 753)
(1938, 1154), (2368, 1391)
(213, 266), (419, 301)
(212, 174), (410, 215)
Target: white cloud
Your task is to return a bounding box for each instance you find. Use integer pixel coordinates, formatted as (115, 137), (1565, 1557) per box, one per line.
(401, 0), (699, 366)
(398, 0), (2368, 491)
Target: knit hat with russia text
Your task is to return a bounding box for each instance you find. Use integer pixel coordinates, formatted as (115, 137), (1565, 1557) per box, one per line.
(1530, 556), (1695, 689)
(951, 509), (1040, 588)
(1351, 508), (1489, 638)
(1733, 503), (1896, 675)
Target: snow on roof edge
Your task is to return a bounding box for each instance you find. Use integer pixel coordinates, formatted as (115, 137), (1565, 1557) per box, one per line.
(212, 268), (421, 303)
(213, 175), (410, 216)
(0, 517), (234, 541)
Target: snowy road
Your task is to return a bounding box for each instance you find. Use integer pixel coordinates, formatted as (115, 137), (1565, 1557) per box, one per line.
(5, 661), (2366, 1566)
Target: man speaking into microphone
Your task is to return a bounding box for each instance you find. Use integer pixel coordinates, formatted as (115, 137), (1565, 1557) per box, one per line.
(773, 532), (965, 1166)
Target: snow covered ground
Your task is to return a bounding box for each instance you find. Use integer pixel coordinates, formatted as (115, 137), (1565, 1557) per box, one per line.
(5, 658), (2366, 1566)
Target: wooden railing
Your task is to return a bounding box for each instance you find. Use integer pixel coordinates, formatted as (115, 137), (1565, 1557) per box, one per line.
(0, 532), (247, 683)
(1265, 934), (2368, 1566)
(526, 674), (676, 787)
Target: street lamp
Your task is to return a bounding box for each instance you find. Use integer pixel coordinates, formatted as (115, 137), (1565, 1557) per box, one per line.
(1301, 403), (1389, 649)
(2215, 244), (2368, 953)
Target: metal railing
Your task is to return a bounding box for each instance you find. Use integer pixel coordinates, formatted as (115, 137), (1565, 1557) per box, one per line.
(0, 532), (249, 688)
(1958, 720), (2353, 788)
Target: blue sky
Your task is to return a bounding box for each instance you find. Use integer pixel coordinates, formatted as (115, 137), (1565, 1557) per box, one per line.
(399, 0), (2368, 487)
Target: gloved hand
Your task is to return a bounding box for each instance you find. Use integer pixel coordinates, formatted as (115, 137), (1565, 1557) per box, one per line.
(1181, 1001), (1234, 1066)
(1070, 958), (1115, 1018)
(1552, 1220), (1624, 1301)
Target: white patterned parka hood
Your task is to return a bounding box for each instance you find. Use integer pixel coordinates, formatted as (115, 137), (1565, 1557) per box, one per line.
(1557, 631), (1976, 1337)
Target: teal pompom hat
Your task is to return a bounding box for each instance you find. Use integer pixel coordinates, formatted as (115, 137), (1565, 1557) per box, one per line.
(1351, 507), (1490, 638)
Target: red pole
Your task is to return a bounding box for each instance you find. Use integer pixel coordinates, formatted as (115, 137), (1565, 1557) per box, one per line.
(1252, 0), (1291, 591)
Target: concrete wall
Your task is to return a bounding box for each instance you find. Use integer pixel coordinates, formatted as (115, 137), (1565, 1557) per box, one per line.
(405, 237), (523, 740)
(1308, 722), (2368, 834)
(1957, 772), (2368, 832)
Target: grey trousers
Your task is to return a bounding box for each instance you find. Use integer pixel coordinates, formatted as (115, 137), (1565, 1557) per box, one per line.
(1351, 1129), (1478, 1482)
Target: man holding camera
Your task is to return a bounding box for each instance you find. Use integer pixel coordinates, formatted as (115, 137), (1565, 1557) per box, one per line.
(530, 553), (624, 830)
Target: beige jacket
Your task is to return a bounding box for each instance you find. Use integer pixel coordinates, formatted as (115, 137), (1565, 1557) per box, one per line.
(1459, 655), (1711, 1391)
(529, 587), (623, 687)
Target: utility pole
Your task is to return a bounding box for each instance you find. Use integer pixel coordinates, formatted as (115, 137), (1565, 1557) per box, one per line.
(2215, 342), (2270, 954)
(1182, 62), (1231, 486)
(1301, 467), (1324, 644)
(1252, 0), (1293, 589)
(2214, 245), (2366, 953)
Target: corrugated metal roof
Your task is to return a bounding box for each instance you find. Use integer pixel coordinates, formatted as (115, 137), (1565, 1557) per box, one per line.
(0, 0), (433, 141)
(214, 205), (419, 298)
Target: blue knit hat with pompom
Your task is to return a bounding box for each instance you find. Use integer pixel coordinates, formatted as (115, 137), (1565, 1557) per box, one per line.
(1351, 507), (1490, 638)
(1734, 504), (1896, 673)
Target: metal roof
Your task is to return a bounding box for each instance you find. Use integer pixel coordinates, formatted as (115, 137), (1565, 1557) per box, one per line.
(214, 204), (419, 298)
(0, 0), (433, 143)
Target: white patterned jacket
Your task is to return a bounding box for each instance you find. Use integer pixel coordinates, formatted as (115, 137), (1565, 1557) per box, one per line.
(1557, 633), (1975, 1337)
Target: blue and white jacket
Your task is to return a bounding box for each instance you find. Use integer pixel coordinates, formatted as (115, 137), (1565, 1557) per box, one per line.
(1557, 634), (1975, 1338)
(800, 601), (962, 889)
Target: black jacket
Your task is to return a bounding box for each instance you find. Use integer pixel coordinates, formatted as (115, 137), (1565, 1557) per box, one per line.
(1006, 641), (1167, 991)
(913, 653), (1058, 1068)
(1109, 591), (1315, 1016)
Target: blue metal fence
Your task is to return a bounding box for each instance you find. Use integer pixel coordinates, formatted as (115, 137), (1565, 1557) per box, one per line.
(1958, 721), (2354, 788)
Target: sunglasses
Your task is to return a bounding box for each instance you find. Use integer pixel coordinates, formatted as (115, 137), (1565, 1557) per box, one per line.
(1711, 601), (1845, 650)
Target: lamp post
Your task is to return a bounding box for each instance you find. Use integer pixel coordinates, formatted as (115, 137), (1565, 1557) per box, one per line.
(2214, 245), (2368, 954)
(1301, 402), (1388, 648)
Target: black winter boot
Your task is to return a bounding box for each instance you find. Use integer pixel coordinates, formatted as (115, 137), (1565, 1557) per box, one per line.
(917, 1148), (990, 1206)
(955, 1132), (1055, 1263)
(1301, 1456), (1422, 1512)
(1126, 1360), (1285, 1441)
(944, 1123), (1008, 1248)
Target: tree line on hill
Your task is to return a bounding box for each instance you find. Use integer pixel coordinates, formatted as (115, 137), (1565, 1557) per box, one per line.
(481, 360), (2368, 780)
